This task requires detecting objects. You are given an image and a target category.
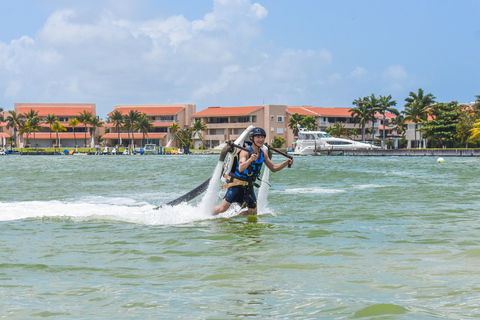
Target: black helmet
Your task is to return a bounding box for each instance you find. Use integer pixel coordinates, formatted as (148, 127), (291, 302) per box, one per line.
(249, 127), (266, 141)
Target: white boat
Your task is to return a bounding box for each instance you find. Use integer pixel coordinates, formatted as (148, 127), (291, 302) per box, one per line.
(288, 128), (379, 156)
(143, 144), (157, 154)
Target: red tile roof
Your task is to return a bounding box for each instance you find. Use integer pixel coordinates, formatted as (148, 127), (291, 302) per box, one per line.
(17, 105), (95, 117)
(191, 106), (263, 117)
(0, 132), (11, 138)
(104, 122), (173, 128)
(109, 105), (184, 116)
(287, 106), (397, 119)
(102, 133), (167, 139)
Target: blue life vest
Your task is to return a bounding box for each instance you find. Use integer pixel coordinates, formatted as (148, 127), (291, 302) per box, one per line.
(232, 145), (264, 181)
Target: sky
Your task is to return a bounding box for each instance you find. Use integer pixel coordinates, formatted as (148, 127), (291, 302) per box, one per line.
(1, 0), (479, 118)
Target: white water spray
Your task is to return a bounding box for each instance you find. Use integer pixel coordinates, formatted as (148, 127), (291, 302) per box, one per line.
(198, 161), (224, 213)
(257, 168), (270, 213)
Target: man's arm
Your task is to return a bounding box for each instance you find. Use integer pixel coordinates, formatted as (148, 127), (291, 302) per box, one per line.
(263, 149), (293, 172)
(237, 150), (258, 173)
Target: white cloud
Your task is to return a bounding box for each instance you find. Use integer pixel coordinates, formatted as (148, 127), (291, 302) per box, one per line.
(384, 65), (407, 81)
(348, 66), (367, 79)
(0, 0), (337, 115)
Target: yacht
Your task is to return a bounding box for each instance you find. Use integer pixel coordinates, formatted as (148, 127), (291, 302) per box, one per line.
(288, 128), (379, 156)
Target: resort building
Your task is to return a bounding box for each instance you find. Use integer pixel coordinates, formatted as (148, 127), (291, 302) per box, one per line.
(3, 103), (97, 148)
(103, 104), (196, 148)
(0, 110), (9, 148)
(191, 105), (396, 149)
(191, 105), (288, 149)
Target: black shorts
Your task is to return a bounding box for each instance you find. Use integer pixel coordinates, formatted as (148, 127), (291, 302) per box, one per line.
(224, 186), (257, 209)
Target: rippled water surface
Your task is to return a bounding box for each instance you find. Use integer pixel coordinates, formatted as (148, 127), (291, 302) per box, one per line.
(1, 155), (480, 319)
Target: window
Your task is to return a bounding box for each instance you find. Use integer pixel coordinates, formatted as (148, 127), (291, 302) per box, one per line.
(277, 128), (283, 134)
(277, 116), (284, 122)
(208, 117), (229, 124)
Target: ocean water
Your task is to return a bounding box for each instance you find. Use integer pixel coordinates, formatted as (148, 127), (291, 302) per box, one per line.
(1, 154), (479, 319)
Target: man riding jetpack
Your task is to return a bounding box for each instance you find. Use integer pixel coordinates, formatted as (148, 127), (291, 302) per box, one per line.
(213, 127), (294, 216)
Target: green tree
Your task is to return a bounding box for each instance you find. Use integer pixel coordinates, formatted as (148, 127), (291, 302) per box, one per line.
(288, 113), (304, 137)
(191, 119), (207, 146)
(23, 109), (40, 147)
(330, 122), (348, 137)
(376, 95), (399, 148)
(272, 136), (285, 148)
(175, 128), (192, 148)
(89, 116), (104, 147)
(419, 102), (460, 148)
(348, 128), (359, 140)
(350, 96), (373, 142)
(134, 113), (153, 147)
(124, 110), (141, 150)
(5, 111), (24, 148)
(390, 114), (407, 135)
(51, 121), (67, 152)
(45, 114), (58, 148)
(78, 110), (93, 147)
(470, 120), (480, 140)
(364, 94), (380, 144)
(457, 106), (478, 148)
(301, 115), (318, 130)
(403, 88), (436, 148)
(169, 123), (180, 147)
(68, 118), (80, 148)
(109, 110), (124, 147)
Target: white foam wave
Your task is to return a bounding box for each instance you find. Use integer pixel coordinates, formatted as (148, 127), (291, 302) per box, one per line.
(0, 195), (271, 225)
(283, 187), (345, 194)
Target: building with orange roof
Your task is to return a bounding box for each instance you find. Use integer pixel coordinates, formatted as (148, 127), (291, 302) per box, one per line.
(191, 104), (397, 149)
(103, 104), (195, 148)
(0, 109), (10, 148)
(191, 105), (287, 148)
(2, 103), (97, 148)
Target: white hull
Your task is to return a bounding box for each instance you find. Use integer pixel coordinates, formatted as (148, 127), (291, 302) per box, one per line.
(291, 129), (379, 156)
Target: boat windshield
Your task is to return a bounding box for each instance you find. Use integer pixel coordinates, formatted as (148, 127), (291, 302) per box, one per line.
(298, 132), (316, 140)
(317, 133), (333, 138)
(298, 132), (333, 140)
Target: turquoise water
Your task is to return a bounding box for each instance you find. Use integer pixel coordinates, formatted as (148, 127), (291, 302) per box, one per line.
(1, 155), (479, 319)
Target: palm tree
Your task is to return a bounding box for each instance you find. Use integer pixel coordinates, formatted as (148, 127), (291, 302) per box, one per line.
(6, 111), (24, 148)
(22, 109), (40, 147)
(169, 122), (180, 147)
(78, 110), (93, 147)
(376, 95), (399, 148)
(124, 110), (141, 150)
(288, 113), (304, 137)
(390, 114), (407, 136)
(350, 97), (373, 142)
(330, 122), (348, 137)
(123, 119), (131, 148)
(45, 114), (58, 148)
(363, 94), (381, 144)
(89, 116), (104, 147)
(134, 113), (153, 147)
(51, 121), (67, 153)
(175, 128), (192, 147)
(470, 120), (480, 140)
(403, 88), (436, 148)
(301, 116), (318, 131)
(109, 110), (124, 147)
(191, 119), (207, 147)
(68, 118), (80, 148)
